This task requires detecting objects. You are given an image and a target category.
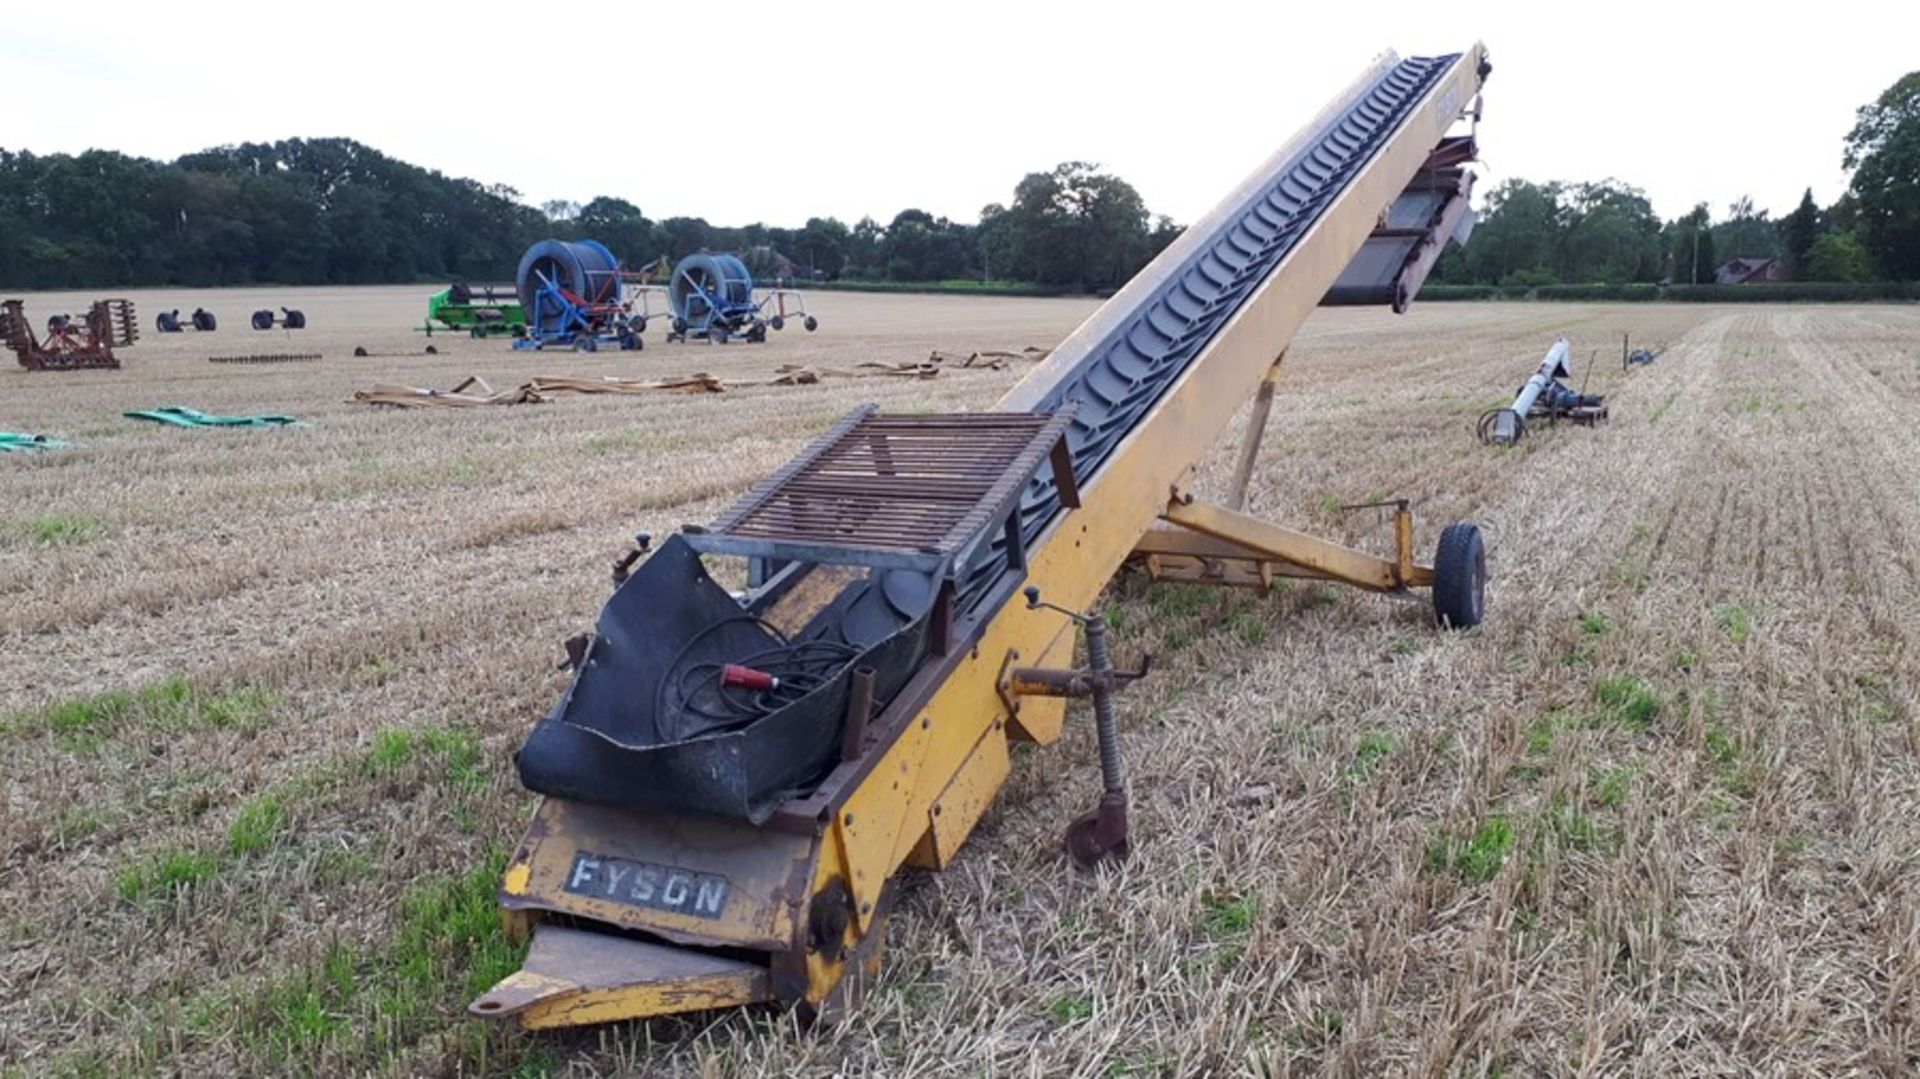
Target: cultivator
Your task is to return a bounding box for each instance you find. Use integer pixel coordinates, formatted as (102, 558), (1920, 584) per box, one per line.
(1, 298), (137, 370)
(473, 42), (1494, 1029)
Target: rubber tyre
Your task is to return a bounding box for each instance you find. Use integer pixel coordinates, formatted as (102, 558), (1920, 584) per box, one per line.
(770, 315), (785, 331)
(251, 310), (274, 331)
(618, 332), (641, 351)
(1431, 522), (1487, 629)
(283, 309), (306, 329)
(192, 309), (217, 332)
(156, 311), (182, 333)
(804, 315), (819, 332)
(574, 336), (598, 353)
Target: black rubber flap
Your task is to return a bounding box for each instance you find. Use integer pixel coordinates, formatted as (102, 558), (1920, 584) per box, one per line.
(516, 536), (931, 823)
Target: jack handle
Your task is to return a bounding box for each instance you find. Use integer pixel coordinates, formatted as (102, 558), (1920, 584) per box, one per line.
(611, 532), (653, 586)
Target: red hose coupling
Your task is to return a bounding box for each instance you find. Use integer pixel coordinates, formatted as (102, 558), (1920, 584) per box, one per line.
(721, 664), (779, 692)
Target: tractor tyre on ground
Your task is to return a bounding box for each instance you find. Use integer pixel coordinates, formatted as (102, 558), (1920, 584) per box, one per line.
(1431, 522), (1487, 629)
(192, 309), (217, 332)
(283, 309), (306, 329)
(157, 310), (183, 333)
(251, 310), (274, 331)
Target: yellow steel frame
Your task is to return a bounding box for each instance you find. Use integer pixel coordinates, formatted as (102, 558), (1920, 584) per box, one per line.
(479, 42), (1490, 1027)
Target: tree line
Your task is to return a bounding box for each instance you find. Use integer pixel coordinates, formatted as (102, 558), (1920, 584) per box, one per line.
(1434, 71), (1919, 287)
(3, 72), (1913, 292)
(0, 143), (1180, 292)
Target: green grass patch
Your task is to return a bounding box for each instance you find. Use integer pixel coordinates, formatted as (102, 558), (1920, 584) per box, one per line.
(1542, 798), (1601, 852)
(1595, 766), (1633, 809)
(1148, 582), (1215, 618)
(1229, 610), (1267, 644)
(2, 678), (279, 744)
(1198, 890), (1255, 970)
(366, 726), (485, 792)
(14, 513), (103, 546)
(1346, 732), (1396, 782)
(1200, 891), (1256, 940)
(199, 849), (521, 1069)
(1703, 719), (1739, 766)
(1525, 711), (1568, 756)
(1049, 993), (1096, 1025)
(1595, 675), (1661, 731)
(1578, 612), (1611, 636)
(1285, 1010), (1345, 1050)
(1714, 603), (1752, 643)
(387, 851), (521, 1003)
(115, 847), (220, 904)
(228, 794), (288, 857)
(1427, 816), (1514, 883)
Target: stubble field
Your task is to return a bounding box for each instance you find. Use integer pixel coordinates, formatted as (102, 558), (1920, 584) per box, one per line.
(2, 289), (1917, 1076)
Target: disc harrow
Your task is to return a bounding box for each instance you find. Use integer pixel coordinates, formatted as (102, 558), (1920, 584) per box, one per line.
(2, 298), (137, 370)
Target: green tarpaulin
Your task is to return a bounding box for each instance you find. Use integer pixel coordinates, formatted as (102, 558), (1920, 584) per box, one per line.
(124, 406), (301, 428)
(0, 432), (67, 453)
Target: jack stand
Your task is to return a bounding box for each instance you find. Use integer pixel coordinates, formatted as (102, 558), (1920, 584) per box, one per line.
(1013, 587), (1150, 867)
(1226, 350), (1287, 512)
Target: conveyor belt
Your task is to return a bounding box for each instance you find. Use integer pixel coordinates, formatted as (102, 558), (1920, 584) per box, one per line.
(959, 53), (1460, 610)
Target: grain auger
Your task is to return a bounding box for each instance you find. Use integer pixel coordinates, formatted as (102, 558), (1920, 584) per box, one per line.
(473, 41), (1494, 1030)
(1476, 338), (1607, 445)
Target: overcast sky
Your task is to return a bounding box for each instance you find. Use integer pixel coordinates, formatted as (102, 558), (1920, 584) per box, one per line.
(7, 2), (1911, 229)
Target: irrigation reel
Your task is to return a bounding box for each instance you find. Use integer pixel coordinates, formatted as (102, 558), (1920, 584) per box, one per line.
(664, 252), (818, 344)
(512, 239), (643, 352)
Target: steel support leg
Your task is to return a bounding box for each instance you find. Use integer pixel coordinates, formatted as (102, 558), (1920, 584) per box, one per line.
(1227, 351), (1287, 512)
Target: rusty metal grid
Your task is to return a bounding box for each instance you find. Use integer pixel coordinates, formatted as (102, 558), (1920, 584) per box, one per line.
(689, 404), (1075, 571)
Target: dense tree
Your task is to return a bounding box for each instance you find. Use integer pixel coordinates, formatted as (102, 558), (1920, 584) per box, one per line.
(993, 162), (1153, 290)
(1667, 204), (1715, 284)
(1805, 231), (1875, 281)
(879, 209), (973, 281)
(575, 197), (657, 266)
(1711, 195), (1781, 263)
(793, 217), (850, 279)
(0, 140), (1172, 292)
(1445, 179), (1563, 284)
(1557, 180), (1663, 282)
(1843, 71), (1920, 279)
(1780, 189), (1820, 280)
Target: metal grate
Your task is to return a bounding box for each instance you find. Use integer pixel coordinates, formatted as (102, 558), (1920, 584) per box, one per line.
(688, 404), (1076, 571)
